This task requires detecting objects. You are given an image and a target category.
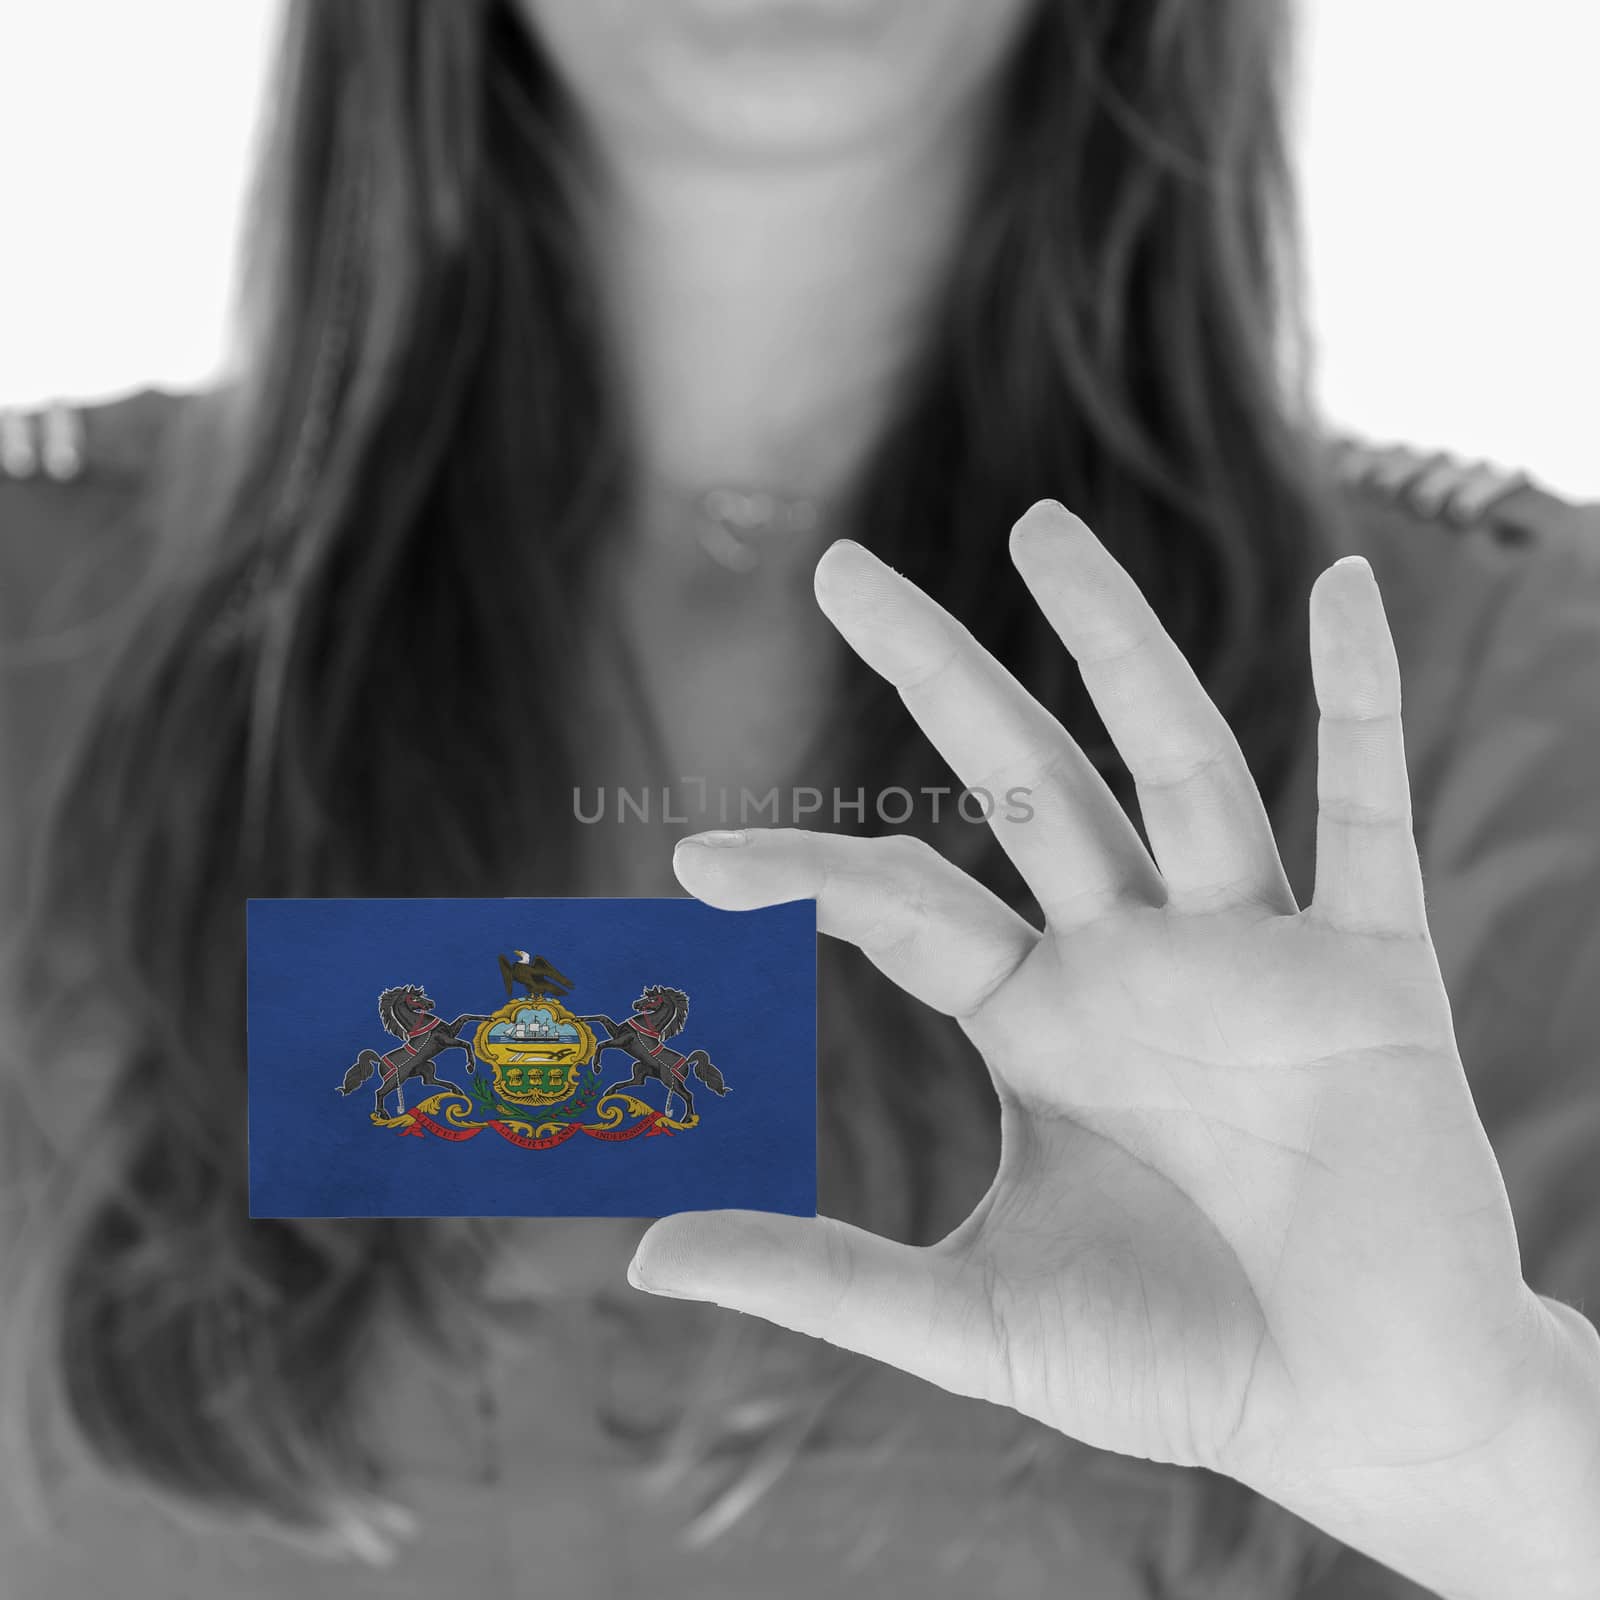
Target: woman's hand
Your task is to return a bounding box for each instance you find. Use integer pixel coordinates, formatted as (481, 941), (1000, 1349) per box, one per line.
(633, 502), (1600, 1598)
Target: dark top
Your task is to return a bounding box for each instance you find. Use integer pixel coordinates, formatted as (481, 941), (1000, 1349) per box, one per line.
(2, 390), (1598, 1598)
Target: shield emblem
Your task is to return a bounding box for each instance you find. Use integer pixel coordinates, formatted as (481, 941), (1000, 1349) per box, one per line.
(473, 996), (598, 1105)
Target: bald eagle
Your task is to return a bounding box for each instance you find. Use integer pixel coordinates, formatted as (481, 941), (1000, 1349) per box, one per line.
(499, 951), (575, 1000)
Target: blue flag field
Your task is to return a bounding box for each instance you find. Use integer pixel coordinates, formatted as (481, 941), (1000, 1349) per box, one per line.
(247, 897), (817, 1218)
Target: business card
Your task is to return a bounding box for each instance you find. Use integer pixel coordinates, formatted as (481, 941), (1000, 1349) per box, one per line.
(247, 897), (817, 1218)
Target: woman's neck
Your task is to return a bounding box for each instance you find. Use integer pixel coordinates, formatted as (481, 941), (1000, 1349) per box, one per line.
(567, 111), (997, 841)
(590, 119), (991, 547)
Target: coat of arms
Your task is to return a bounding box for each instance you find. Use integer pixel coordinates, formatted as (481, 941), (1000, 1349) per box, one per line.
(335, 952), (731, 1149)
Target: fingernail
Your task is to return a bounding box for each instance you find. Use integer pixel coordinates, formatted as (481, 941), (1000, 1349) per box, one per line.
(1010, 499), (1078, 545)
(814, 540), (906, 608)
(679, 830), (748, 849)
(626, 1253), (700, 1300)
(1333, 554), (1373, 576)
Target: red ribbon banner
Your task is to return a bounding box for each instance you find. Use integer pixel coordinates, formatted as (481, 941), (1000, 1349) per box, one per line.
(400, 1106), (677, 1147)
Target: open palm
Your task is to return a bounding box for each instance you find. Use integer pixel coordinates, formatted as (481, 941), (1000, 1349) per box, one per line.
(638, 502), (1550, 1535)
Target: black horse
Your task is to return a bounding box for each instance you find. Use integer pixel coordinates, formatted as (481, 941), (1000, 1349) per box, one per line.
(338, 984), (489, 1119)
(580, 985), (730, 1122)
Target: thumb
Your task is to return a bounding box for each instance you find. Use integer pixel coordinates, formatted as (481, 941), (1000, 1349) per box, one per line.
(628, 1209), (997, 1404)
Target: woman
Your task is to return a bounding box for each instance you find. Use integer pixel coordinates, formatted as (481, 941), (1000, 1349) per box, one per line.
(2, 1), (1597, 1595)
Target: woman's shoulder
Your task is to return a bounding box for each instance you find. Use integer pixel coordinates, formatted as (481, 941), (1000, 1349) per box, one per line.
(1327, 433), (1600, 873)
(0, 386), (186, 488)
(0, 388), (198, 905)
(1326, 435), (1599, 762)
(1332, 435), (1598, 549)
(1330, 434), (1599, 639)
(0, 387), (191, 641)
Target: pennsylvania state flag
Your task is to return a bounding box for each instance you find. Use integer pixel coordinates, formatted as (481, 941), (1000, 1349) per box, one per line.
(247, 898), (817, 1218)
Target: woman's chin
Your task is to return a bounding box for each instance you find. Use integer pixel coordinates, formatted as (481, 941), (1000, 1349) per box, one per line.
(516, 0), (1035, 167)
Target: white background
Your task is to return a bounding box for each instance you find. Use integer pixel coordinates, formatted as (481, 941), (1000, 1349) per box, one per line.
(1, 1), (1595, 496)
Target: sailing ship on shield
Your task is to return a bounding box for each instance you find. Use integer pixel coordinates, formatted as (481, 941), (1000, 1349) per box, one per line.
(335, 953), (731, 1149)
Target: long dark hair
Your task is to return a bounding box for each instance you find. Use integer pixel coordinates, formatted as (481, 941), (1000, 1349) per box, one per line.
(6, 0), (1343, 1588)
